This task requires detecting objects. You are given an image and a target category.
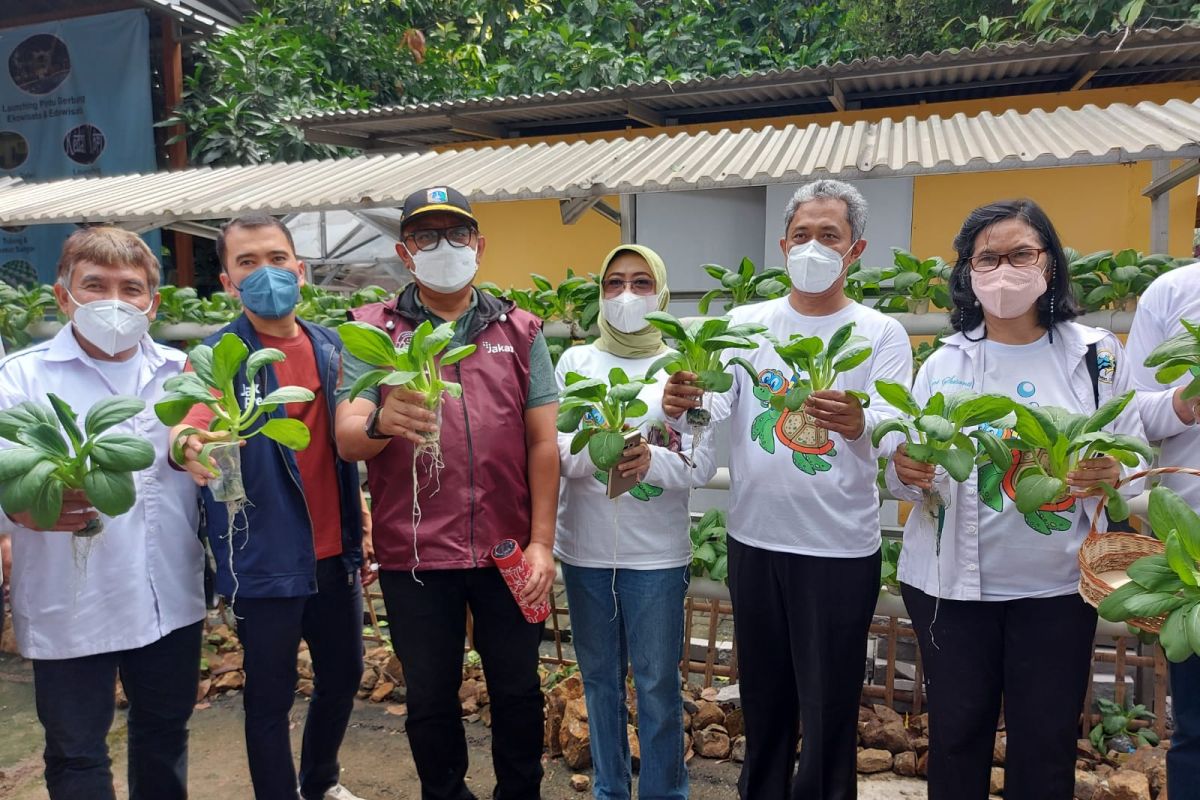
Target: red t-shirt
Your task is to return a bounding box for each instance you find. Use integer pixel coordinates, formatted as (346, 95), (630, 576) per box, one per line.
(183, 330), (344, 559)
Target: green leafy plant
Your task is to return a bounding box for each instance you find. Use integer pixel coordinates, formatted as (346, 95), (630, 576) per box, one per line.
(766, 323), (874, 413)
(1069, 249), (1185, 313)
(1099, 484), (1200, 662)
(1089, 697), (1158, 754)
(697, 257), (789, 313)
(155, 333), (315, 492)
(689, 508), (728, 583)
(295, 284), (388, 328)
(880, 537), (902, 594)
(871, 383), (1014, 482)
(0, 394), (155, 536)
(557, 367), (654, 470)
(643, 312), (766, 426)
(0, 281), (58, 350)
(1142, 318), (1200, 402)
(500, 271), (599, 334)
(1008, 393), (1153, 518)
(874, 248), (952, 313)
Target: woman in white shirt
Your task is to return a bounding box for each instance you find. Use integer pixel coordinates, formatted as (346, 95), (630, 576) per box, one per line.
(555, 245), (715, 800)
(887, 200), (1145, 800)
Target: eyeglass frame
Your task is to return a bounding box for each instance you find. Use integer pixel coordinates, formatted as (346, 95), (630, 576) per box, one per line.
(965, 247), (1047, 272)
(601, 277), (657, 296)
(402, 224), (479, 252)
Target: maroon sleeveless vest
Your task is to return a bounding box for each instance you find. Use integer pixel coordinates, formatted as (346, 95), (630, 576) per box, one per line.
(349, 296), (540, 571)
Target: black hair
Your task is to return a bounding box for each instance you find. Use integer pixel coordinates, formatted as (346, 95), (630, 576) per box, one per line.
(215, 214), (296, 271)
(949, 198), (1080, 336)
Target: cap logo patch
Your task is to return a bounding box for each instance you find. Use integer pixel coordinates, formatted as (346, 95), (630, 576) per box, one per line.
(427, 188), (448, 203)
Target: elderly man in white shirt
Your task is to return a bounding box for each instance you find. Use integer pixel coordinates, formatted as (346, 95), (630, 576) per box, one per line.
(0, 227), (204, 800)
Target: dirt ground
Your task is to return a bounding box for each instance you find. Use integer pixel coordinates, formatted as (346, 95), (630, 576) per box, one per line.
(0, 652), (930, 799)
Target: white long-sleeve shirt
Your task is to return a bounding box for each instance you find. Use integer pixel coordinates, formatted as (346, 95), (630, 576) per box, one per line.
(887, 322), (1146, 600)
(554, 345), (717, 569)
(1126, 262), (1200, 510)
(708, 298), (913, 558)
(0, 326), (204, 660)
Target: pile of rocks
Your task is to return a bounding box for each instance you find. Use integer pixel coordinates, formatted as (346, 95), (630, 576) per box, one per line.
(1073, 735), (1170, 800)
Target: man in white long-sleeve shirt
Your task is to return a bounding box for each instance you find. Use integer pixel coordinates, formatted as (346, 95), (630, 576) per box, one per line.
(1126, 261), (1200, 794)
(663, 179), (912, 800)
(0, 227), (204, 800)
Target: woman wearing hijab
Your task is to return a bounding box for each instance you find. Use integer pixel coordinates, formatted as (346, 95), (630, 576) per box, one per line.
(554, 245), (716, 800)
(886, 199), (1147, 799)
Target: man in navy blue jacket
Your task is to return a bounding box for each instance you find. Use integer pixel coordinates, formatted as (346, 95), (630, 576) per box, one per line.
(170, 214), (372, 800)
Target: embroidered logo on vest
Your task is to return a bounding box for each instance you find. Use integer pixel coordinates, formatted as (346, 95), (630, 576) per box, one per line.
(483, 341), (515, 354)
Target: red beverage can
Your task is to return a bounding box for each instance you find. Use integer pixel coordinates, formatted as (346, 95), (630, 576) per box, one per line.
(491, 539), (551, 624)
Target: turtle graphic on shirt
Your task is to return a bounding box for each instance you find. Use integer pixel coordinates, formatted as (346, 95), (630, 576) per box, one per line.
(748, 369), (838, 475)
(977, 432), (1076, 535)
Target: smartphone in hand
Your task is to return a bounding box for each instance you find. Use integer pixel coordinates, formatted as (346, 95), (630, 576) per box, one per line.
(606, 429), (644, 499)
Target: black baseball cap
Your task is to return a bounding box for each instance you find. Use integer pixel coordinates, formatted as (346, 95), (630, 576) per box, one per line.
(400, 186), (477, 226)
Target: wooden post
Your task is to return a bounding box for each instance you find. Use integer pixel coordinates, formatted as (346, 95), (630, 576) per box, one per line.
(160, 16), (194, 286)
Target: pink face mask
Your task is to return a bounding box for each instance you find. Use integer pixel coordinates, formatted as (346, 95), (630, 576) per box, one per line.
(971, 266), (1048, 319)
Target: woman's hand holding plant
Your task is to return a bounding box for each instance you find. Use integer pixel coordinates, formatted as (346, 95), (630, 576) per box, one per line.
(894, 443), (936, 490)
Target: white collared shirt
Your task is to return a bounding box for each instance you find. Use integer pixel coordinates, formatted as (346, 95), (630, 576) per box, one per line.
(0, 325), (204, 660)
(886, 322), (1147, 600)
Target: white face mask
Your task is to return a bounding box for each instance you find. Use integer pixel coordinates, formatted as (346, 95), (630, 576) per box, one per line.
(602, 291), (659, 334)
(411, 240), (478, 293)
(68, 291), (152, 357)
(787, 239), (854, 294)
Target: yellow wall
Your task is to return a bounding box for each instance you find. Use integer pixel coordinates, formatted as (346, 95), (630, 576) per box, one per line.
(911, 160), (1197, 259)
(471, 196), (621, 288)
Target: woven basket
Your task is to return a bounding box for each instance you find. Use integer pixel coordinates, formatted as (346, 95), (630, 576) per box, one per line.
(1077, 467), (1200, 635)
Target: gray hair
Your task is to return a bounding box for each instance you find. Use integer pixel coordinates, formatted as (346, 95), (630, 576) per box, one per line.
(782, 179), (868, 241)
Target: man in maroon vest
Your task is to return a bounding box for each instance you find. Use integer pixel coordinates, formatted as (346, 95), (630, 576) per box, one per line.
(335, 186), (559, 800)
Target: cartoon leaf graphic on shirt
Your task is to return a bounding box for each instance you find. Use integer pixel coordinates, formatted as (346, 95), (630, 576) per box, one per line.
(1024, 510), (1073, 536)
(978, 462), (1005, 513)
(629, 482), (664, 501)
(792, 450), (832, 475)
(750, 409), (779, 454)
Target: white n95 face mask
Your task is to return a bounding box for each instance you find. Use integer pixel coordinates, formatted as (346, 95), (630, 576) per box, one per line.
(411, 241), (478, 293)
(787, 240), (853, 294)
(602, 291), (658, 333)
(69, 292), (152, 356)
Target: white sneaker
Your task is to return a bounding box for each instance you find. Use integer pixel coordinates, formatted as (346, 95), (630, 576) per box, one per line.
(324, 785), (366, 800)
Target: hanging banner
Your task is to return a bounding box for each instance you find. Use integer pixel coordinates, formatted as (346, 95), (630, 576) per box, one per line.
(0, 9), (158, 284)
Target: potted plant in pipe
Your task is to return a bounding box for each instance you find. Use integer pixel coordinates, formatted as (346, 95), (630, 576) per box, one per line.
(154, 333), (315, 505)
(0, 394), (155, 538)
(337, 319), (476, 461)
(642, 313), (765, 426)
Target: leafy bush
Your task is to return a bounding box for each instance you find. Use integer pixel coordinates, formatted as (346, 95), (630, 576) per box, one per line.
(690, 508), (728, 583)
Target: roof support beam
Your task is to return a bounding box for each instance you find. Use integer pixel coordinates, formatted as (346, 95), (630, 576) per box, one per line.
(1069, 53), (1108, 90)
(448, 115), (507, 140)
(827, 80), (846, 112)
(559, 197), (621, 226)
(1141, 158), (1200, 199)
(1149, 160), (1172, 253)
(625, 100), (665, 127)
(304, 130), (379, 149)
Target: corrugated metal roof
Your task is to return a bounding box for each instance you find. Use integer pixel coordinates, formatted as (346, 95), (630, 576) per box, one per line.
(0, 0), (252, 33)
(292, 26), (1200, 148)
(1, 97), (1197, 227)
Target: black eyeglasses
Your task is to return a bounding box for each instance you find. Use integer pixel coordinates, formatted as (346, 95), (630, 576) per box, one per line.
(602, 277), (656, 295)
(968, 248), (1046, 272)
(403, 225), (477, 252)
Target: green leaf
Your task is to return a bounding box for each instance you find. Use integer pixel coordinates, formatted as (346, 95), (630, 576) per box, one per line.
(417, 322), (456, 358)
(0, 459), (56, 515)
(1015, 473), (1067, 514)
(347, 368), (391, 401)
(644, 353), (682, 380)
(154, 396), (202, 427)
(874, 380), (920, 417)
(188, 343), (215, 386)
(870, 417), (912, 448)
(1186, 603), (1200, 660)
(625, 399), (648, 419)
(1098, 581), (1146, 622)
(46, 393), (83, 452)
(337, 321), (398, 367)
(557, 405), (587, 433)
(0, 447), (49, 482)
(1149, 486), (1200, 560)
(1100, 482), (1130, 523)
(1166, 532), (1199, 587)
(1084, 391), (1132, 433)
(950, 394), (1015, 428)
(84, 396), (146, 438)
(440, 344), (475, 367)
(697, 371), (734, 393)
(970, 430), (1013, 472)
(832, 343), (873, 374)
(588, 429), (626, 470)
(18, 423), (70, 461)
(643, 312), (689, 344)
(29, 478), (65, 530)
(1013, 405), (1056, 449)
(211, 334), (249, 388)
(916, 414), (955, 442)
(90, 435), (155, 472)
(935, 446), (975, 482)
(82, 467), (137, 517)
(1121, 592), (1188, 618)
(1127, 554), (1184, 593)
(1161, 606), (1195, 663)
(260, 386), (316, 406)
(570, 426), (596, 455)
(246, 348), (286, 382)
(257, 418), (311, 450)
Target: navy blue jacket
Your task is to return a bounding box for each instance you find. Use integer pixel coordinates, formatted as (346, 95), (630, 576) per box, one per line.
(200, 315), (363, 599)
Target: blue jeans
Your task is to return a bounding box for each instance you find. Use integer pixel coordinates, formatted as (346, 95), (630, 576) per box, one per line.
(32, 620), (202, 800)
(234, 557), (364, 800)
(1170, 655), (1200, 790)
(561, 563), (689, 800)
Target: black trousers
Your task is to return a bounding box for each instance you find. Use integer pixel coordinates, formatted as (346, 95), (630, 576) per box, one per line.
(727, 537), (881, 800)
(33, 620), (202, 800)
(902, 584), (1097, 800)
(234, 557), (365, 800)
(379, 566), (545, 800)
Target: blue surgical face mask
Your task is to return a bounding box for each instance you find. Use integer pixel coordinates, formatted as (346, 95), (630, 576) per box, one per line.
(235, 266), (300, 319)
